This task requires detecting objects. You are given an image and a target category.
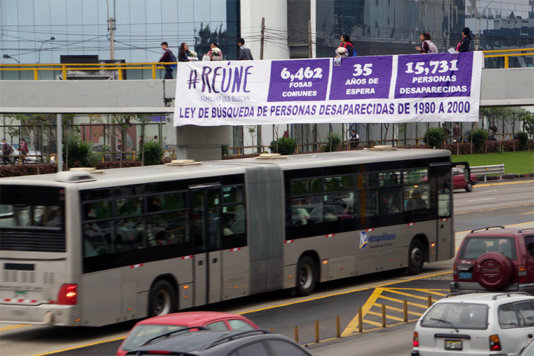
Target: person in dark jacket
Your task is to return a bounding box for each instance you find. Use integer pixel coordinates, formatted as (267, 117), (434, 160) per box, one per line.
(178, 42), (195, 62)
(339, 33), (356, 57)
(456, 27), (472, 52)
(237, 38), (253, 60)
(159, 41), (176, 79)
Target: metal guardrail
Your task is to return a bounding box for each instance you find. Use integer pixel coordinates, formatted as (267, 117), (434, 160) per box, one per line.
(0, 62), (175, 80)
(471, 164), (505, 182)
(483, 48), (534, 69)
(0, 48), (533, 80)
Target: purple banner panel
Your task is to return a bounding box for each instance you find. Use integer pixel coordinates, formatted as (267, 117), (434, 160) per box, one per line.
(395, 52), (473, 99)
(267, 59), (330, 102)
(329, 56), (392, 100)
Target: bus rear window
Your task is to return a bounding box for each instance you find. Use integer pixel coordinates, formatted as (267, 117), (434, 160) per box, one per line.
(0, 185), (65, 229)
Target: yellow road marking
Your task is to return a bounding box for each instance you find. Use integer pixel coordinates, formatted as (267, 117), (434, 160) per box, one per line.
(378, 294), (430, 309)
(455, 203), (534, 215)
(387, 288), (448, 296)
(0, 324), (29, 332)
(361, 319), (383, 327)
(383, 288), (438, 301)
(476, 180), (534, 188)
(522, 211), (534, 215)
(32, 336), (126, 356)
(374, 304), (422, 316)
(341, 287), (383, 337)
(367, 310), (405, 322)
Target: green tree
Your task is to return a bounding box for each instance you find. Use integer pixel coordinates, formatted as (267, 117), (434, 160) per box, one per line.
(322, 132), (341, 152)
(142, 141), (164, 165)
(63, 135), (91, 167)
(423, 127), (445, 148)
(471, 129), (488, 153)
(270, 137), (296, 155)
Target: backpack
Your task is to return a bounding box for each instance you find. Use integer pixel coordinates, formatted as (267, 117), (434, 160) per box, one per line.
(425, 40), (438, 54)
(344, 42), (357, 57)
(168, 50), (177, 69)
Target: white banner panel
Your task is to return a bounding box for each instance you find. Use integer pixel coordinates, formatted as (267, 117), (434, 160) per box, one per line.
(174, 52), (483, 126)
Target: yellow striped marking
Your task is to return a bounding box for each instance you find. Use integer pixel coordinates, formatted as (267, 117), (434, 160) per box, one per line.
(374, 304), (422, 316)
(367, 310), (405, 322)
(341, 287), (383, 337)
(378, 294), (430, 309)
(0, 324), (29, 332)
(360, 319), (383, 327)
(32, 336), (126, 356)
(387, 288), (448, 296)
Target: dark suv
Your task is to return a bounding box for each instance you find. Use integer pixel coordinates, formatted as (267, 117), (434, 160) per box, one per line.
(126, 329), (312, 356)
(451, 227), (534, 294)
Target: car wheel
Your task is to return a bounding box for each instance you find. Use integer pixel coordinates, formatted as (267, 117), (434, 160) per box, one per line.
(474, 252), (513, 290)
(407, 240), (424, 275)
(465, 183), (472, 192)
(148, 280), (177, 317)
(296, 256), (317, 296)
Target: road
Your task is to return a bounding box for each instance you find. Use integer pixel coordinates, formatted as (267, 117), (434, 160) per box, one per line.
(1, 180), (533, 356)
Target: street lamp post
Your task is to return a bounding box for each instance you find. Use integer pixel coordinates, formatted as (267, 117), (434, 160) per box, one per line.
(3, 54), (20, 63)
(37, 36), (56, 63)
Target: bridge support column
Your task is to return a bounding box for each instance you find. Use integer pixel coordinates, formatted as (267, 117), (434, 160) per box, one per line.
(175, 126), (230, 161)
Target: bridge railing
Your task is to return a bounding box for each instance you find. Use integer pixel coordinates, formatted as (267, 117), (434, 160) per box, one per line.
(1, 48), (533, 80)
(0, 62), (175, 80)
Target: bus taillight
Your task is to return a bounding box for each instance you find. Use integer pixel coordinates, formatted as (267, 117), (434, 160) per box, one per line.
(57, 284), (78, 305)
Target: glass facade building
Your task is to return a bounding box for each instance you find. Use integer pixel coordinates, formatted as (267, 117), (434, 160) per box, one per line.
(313, 0), (533, 58)
(0, 0), (240, 65)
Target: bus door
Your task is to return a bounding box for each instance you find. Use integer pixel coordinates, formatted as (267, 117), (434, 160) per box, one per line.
(190, 185), (223, 306)
(430, 163), (454, 260)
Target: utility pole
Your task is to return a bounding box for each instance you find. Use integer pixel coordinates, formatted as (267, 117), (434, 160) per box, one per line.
(257, 17), (265, 154)
(308, 19), (317, 150)
(107, 0), (116, 59)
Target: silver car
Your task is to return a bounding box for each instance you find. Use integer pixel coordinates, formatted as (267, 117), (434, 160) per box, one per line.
(412, 293), (534, 356)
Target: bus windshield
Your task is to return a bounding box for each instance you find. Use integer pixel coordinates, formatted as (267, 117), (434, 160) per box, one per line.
(0, 185), (65, 229)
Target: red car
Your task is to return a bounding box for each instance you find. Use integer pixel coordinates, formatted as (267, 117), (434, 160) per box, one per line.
(116, 311), (259, 356)
(452, 162), (477, 192)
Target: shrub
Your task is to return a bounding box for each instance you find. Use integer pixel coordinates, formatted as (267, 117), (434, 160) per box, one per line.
(270, 137), (296, 155)
(0, 164), (57, 177)
(516, 132), (529, 151)
(95, 160), (142, 169)
(141, 141), (164, 165)
(471, 129), (488, 153)
(423, 127), (445, 148)
(64, 136), (91, 167)
(322, 132), (341, 152)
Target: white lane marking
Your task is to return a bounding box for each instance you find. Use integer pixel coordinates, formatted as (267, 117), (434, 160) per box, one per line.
(468, 197), (497, 202)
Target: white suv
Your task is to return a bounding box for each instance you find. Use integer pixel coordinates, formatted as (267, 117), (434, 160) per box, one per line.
(412, 293), (534, 356)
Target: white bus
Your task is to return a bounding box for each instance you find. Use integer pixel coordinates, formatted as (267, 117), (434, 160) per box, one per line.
(0, 148), (454, 326)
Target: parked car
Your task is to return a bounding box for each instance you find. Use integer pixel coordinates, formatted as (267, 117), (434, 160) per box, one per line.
(117, 311), (259, 356)
(451, 227), (534, 294)
(452, 162), (478, 192)
(412, 292), (534, 356)
(125, 329), (312, 356)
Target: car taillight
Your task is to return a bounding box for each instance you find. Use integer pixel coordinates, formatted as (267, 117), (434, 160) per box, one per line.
(518, 266), (527, 283)
(453, 264), (458, 280)
(489, 334), (502, 351)
(413, 331), (419, 347)
(57, 284), (77, 305)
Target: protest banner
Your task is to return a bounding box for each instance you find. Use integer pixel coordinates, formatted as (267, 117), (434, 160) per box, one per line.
(174, 52), (483, 126)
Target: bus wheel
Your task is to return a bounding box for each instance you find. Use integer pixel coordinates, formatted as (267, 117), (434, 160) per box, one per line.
(407, 240), (424, 275)
(148, 280), (177, 317)
(296, 256), (317, 296)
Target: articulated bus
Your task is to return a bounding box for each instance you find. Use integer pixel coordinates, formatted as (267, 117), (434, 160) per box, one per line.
(0, 148), (454, 326)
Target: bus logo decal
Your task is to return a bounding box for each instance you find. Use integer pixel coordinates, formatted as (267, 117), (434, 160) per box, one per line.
(359, 231), (369, 249)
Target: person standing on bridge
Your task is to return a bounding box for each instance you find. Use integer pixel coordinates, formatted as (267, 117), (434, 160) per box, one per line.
(339, 34), (356, 57)
(159, 41), (176, 79)
(237, 38), (253, 60)
(456, 27), (472, 53)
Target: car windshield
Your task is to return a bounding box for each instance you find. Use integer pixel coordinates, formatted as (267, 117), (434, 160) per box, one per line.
(421, 302), (488, 330)
(121, 324), (187, 350)
(459, 237), (516, 260)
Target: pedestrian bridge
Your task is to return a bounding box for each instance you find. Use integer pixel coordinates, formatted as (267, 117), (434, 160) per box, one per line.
(0, 67), (532, 114)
